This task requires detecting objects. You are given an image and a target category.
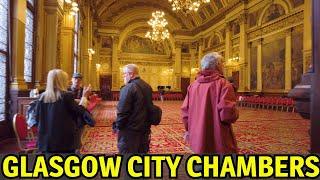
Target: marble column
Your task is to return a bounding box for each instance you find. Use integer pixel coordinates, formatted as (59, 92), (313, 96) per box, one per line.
(198, 38), (204, 64)
(225, 22), (232, 64)
(111, 36), (119, 91)
(257, 39), (262, 92)
(303, 0), (312, 72)
(80, 2), (93, 85)
(34, 0), (45, 89)
(239, 13), (248, 92)
(11, 0), (27, 90)
(190, 45), (197, 83)
(247, 43), (251, 91)
(43, 0), (63, 77)
(174, 42), (182, 91)
(61, 13), (75, 77)
(285, 29), (292, 91)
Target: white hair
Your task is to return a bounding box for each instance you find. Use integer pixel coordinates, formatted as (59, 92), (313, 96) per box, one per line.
(201, 52), (223, 71)
(42, 69), (69, 103)
(123, 64), (139, 75)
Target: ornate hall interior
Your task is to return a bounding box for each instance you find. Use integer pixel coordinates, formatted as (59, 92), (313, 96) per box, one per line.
(0, 0), (320, 154)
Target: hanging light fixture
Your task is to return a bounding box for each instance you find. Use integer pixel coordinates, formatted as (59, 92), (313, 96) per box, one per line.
(168, 0), (210, 12)
(145, 11), (170, 41)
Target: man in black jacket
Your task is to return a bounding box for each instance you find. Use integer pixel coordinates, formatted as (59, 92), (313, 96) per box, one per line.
(113, 64), (153, 153)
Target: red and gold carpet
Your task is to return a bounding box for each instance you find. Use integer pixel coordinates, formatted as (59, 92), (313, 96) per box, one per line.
(80, 101), (310, 154)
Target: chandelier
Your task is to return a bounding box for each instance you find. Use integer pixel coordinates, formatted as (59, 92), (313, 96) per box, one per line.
(145, 11), (170, 41)
(168, 0), (211, 12)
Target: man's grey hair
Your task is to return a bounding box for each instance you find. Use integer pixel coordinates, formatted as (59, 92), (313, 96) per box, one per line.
(201, 52), (223, 70)
(123, 64), (139, 75)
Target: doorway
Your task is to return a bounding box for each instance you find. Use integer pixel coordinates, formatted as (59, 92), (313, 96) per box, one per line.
(100, 75), (112, 100)
(181, 78), (190, 98)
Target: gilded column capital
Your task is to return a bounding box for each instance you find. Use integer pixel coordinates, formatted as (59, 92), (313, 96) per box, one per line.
(191, 42), (197, 50)
(256, 38), (263, 45)
(175, 41), (182, 48)
(285, 28), (293, 36)
(197, 38), (204, 46)
(225, 21), (233, 31)
(112, 36), (119, 44)
(44, 0), (63, 17)
(238, 13), (248, 24)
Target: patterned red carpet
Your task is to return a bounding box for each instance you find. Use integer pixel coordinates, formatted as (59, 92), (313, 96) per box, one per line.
(80, 101), (310, 154)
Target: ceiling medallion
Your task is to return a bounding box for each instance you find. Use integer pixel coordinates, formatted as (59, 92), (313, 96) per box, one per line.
(145, 11), (170, 41)
(168, 0), (211, 12)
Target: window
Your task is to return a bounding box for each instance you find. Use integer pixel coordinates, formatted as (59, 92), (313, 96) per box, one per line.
(0, 0), (9, 121)
(24, 0), (35, 82)
(73, 12), (79, 73)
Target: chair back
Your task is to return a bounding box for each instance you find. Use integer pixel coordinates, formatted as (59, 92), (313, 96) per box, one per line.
(13, 114), (28, 140)
(13, 113), (37, 152)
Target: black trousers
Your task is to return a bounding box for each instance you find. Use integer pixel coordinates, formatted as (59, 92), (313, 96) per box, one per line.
(117, 129), (151, 154)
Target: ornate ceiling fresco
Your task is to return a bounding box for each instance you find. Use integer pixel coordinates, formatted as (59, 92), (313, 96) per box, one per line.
(90, 0), (240, 36)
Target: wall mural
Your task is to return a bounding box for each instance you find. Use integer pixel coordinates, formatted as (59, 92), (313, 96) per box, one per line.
(250, 46), (257, 91)
(291, 33), (303, 88)
(122, 35), (167, 55)
(210, 35), (220, 48)
(181, 44), (189, 53)
(262, 4), (285, 24)
(232, 22), (240, 35)
(101, 37), (112, 48)
(291, 0), (304, 7)
(248, 11), (260, 28)
(214, 0), (223, 9)
(262, 38), (285, 90)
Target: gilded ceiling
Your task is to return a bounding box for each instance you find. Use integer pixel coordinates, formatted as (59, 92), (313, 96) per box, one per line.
(90, 0), (239, 35)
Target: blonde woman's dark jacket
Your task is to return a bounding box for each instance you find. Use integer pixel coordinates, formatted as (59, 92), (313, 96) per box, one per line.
(35, 92), (95, 153)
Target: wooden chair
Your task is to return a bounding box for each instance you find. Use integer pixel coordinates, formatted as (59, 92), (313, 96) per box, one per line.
(12, 114), (37, 153)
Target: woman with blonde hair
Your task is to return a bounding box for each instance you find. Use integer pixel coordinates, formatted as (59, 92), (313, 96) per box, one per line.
(33, 69), (94, 153)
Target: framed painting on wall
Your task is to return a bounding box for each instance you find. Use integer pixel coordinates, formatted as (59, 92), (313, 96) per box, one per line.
(262, 38), (285, 91)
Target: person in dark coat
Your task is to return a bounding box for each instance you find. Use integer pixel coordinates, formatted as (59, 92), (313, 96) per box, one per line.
(33, 69), (94, 153)
(288, 67), (312, 119)
(112, 64), (153, 153)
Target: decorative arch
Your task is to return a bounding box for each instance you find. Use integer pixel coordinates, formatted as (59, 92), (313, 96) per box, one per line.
(258, 0), (292, 26)
(209, 32), (223, 48)
(118, 21), (175, 52)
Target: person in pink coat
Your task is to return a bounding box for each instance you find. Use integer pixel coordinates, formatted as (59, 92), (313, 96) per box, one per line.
(181, 52), (239, 154)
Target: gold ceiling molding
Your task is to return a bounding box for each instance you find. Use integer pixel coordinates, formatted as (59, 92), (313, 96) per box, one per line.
(91, 0), (243, 36)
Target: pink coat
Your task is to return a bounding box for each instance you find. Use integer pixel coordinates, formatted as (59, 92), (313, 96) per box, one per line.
(181, 70), (239, 154)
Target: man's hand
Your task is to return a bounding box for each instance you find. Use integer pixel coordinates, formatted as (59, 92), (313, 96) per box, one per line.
(82, 84), (92, 98)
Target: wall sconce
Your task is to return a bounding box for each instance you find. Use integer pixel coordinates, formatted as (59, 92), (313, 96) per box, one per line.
(191, 68), (200, 74)
(88, 48), (95, 55)
(228, 56), (239, 64)
(96, 64), (101, 70)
